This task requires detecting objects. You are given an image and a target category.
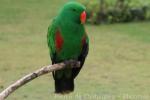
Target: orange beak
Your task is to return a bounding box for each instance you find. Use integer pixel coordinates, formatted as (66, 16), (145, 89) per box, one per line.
(80, 11), (86, 24)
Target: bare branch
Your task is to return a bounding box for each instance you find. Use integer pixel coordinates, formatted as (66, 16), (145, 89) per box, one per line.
(0, 60), (80, 100)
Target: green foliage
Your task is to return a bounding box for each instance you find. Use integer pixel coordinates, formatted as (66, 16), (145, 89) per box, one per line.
(78, 0), (150, 24)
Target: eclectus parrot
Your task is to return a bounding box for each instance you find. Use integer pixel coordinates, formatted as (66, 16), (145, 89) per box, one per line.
(47, 2), (89, 94)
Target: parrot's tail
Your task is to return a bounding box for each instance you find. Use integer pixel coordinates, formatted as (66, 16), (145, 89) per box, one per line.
(55, 77), (74, 94)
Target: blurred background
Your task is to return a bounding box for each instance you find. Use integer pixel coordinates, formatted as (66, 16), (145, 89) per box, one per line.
(0, 0), (150, 100)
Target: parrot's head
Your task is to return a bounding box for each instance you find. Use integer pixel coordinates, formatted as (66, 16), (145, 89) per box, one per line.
(59, 2), (86, 24)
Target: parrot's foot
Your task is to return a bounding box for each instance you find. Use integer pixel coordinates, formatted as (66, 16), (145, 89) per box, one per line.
(64, 60), (80, 68)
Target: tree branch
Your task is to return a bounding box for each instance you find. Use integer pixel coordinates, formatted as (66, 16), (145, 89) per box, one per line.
(0, 60), (80, 100)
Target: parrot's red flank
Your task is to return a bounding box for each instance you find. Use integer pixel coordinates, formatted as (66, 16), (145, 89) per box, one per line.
(47, 1), (89, 94)
(55, 30), (64, 52)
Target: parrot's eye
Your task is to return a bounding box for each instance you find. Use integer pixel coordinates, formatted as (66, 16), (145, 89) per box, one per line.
(72, 8), (77, 12)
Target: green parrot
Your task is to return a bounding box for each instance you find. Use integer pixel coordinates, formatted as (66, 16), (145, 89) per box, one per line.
(47, 1), (89, 94)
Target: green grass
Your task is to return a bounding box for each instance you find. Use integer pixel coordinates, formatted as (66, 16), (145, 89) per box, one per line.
(0, 0), (150, 100)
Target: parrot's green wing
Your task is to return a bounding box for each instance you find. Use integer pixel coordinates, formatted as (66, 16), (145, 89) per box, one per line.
(47, 18), (57, 62)
(47, 18), (58, 79)
(47, 18), (64, 79)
